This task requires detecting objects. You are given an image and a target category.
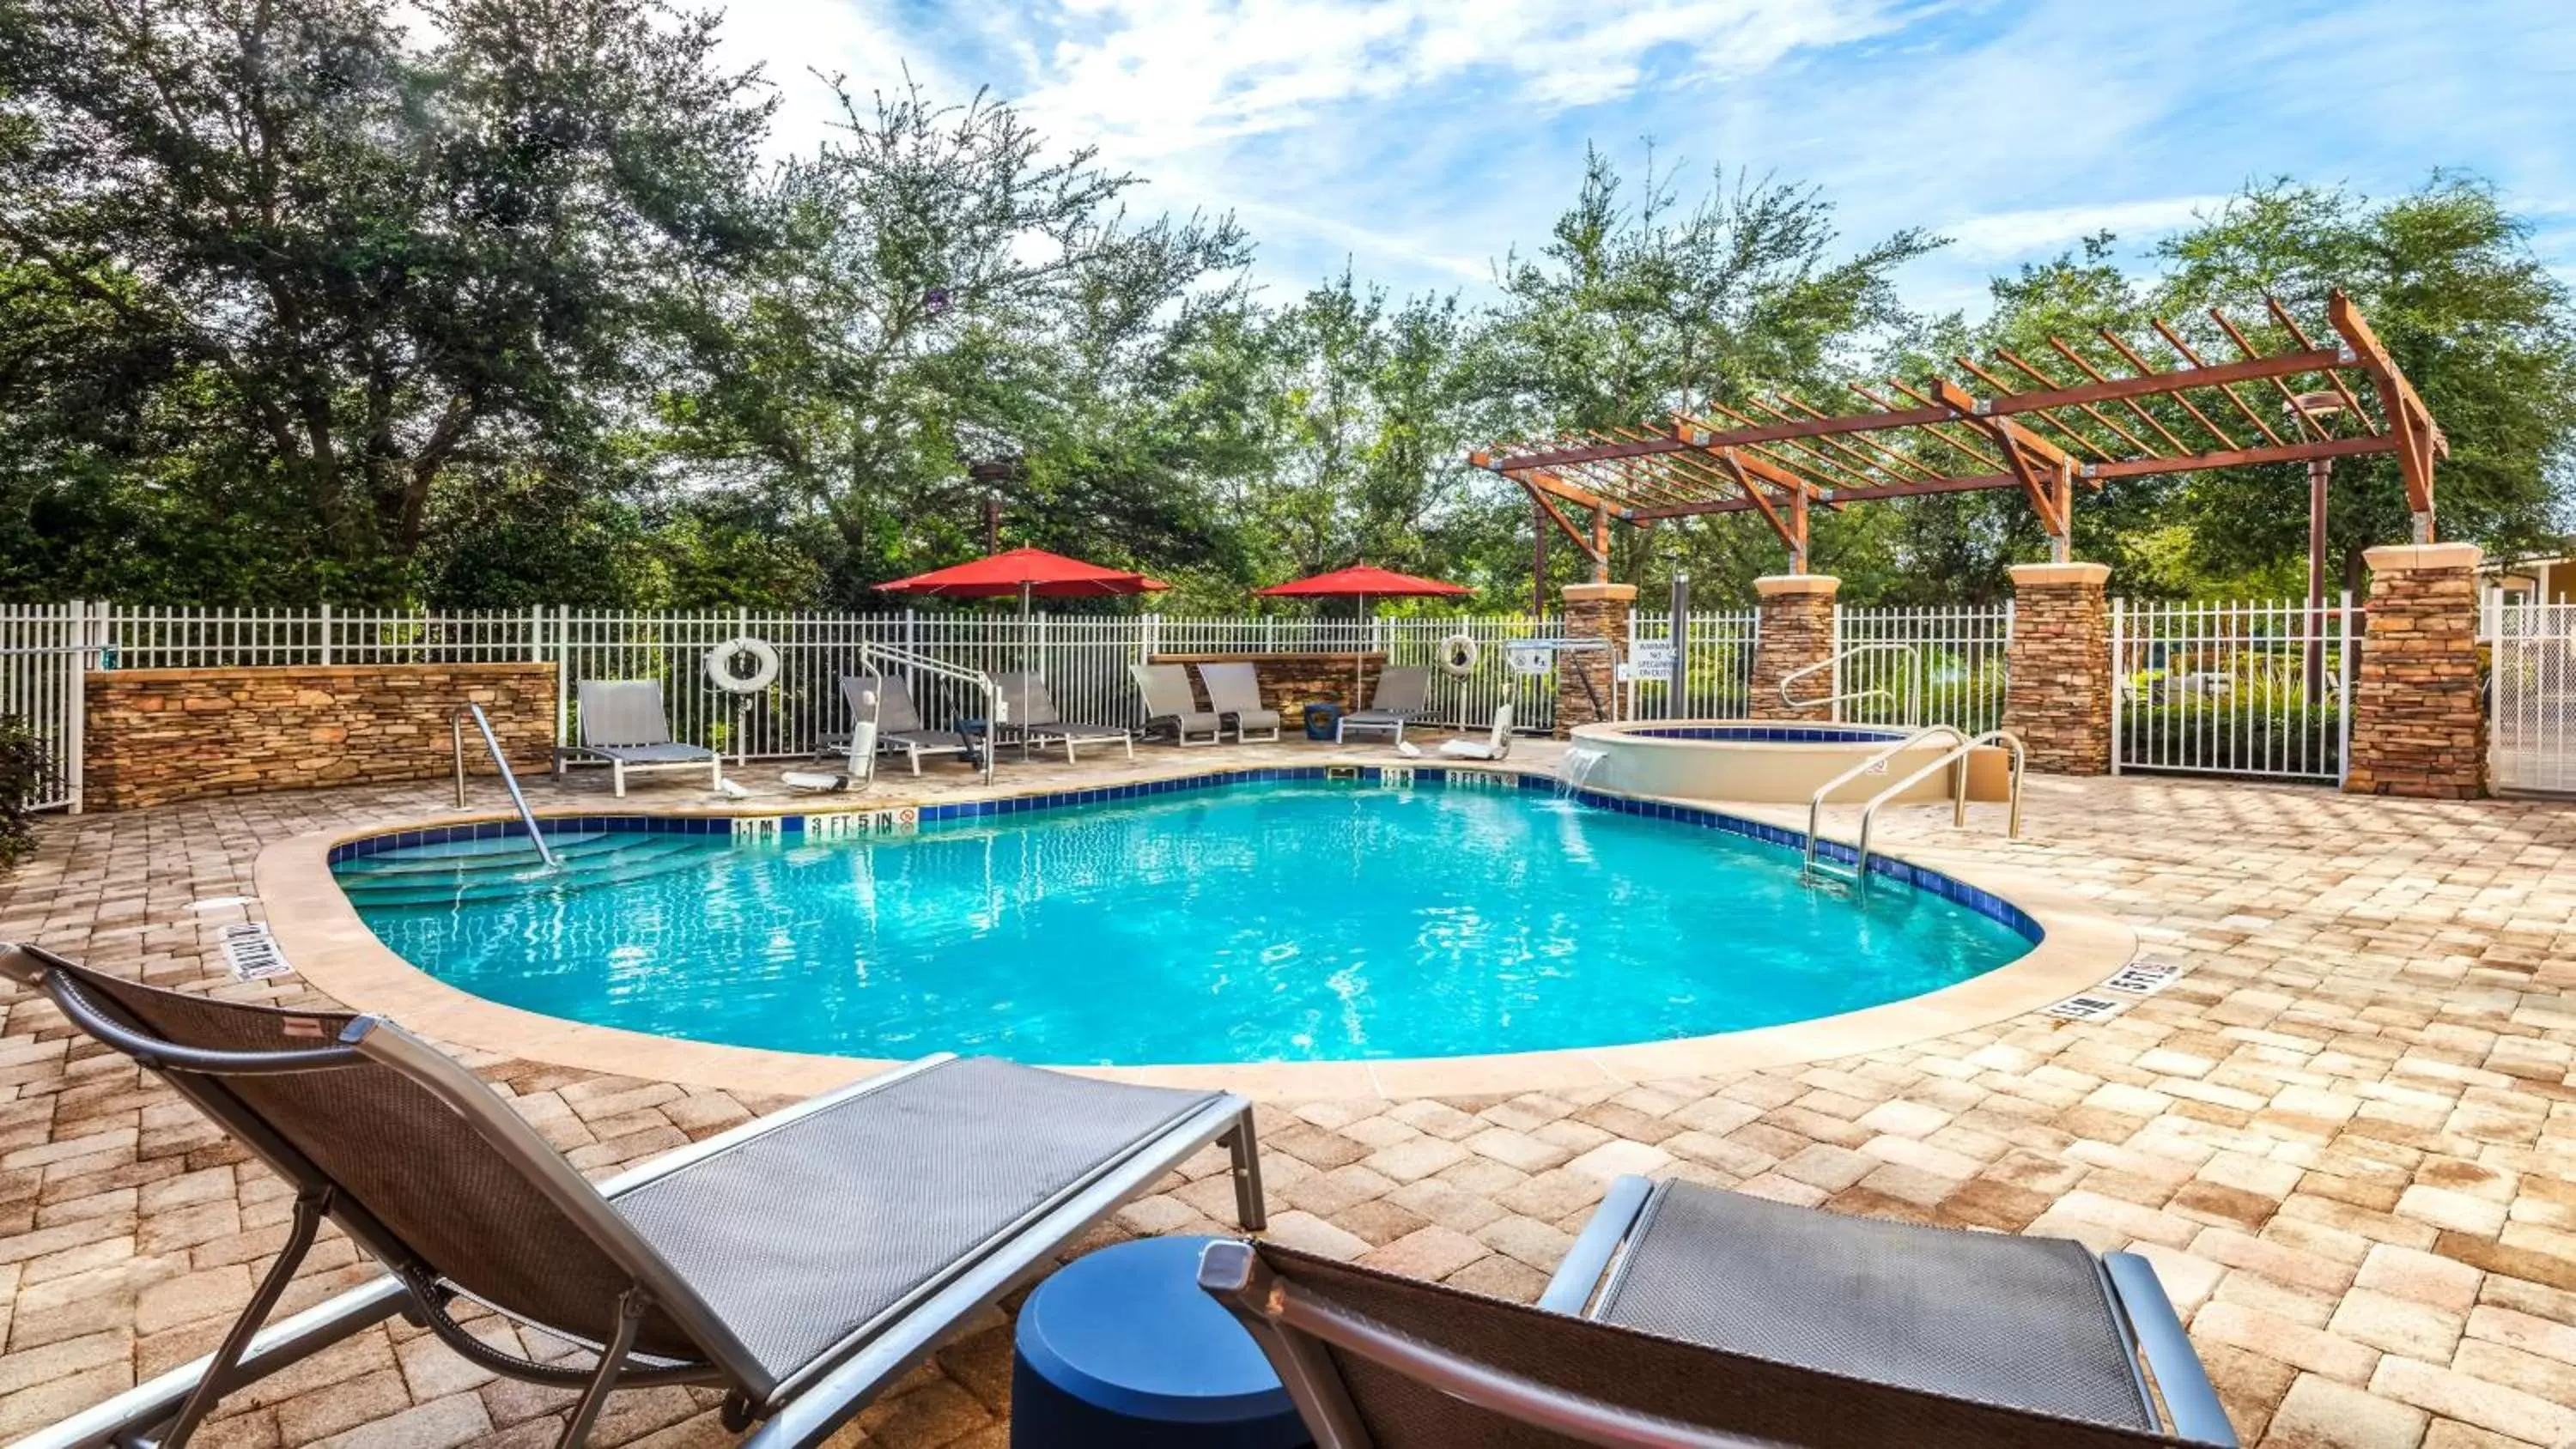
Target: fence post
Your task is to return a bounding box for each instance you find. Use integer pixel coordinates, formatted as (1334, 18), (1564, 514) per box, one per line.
(65, 600), (88, 813)
(2337, 588), (2356, 788)
(555, 605), (571, 747)
(318, 602), (333, 667)
(2107, 597), (2123, 776)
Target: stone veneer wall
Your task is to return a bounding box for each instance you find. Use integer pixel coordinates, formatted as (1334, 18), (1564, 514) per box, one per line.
(1147, 652), (1387, 719)
(2345, 543), (2486, 799)
(2003, 562), (2113, 774)
(84, 663), (556, 811)
(1557, 583), (1633, 737)
(1749, 575), (1839, 721)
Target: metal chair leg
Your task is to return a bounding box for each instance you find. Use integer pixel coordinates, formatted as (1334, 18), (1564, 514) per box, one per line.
(556, 1289), (646, 1449)
(155, 1187), (331, 1447)
(1224, 1113), (1267, 1231)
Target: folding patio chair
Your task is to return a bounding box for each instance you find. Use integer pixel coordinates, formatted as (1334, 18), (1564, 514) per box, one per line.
(1335, 665), (1431, 745)
(1194, 662), (1284, 743)
(1131, 663), (1224, 747)
(1200, 1173), (2235, 1448)
(0, 943), (1262, 1449)
(992, 672), (1135, 762)
(554, 680), (723, 797)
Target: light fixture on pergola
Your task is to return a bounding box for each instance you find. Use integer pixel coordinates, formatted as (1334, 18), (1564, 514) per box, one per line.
(1468, 292), (2445, 579)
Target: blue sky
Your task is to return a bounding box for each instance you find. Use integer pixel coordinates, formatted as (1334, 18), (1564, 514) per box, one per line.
(717, 0), (2576, 318)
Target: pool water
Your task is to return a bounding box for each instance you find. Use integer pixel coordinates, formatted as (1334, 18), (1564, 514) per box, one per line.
(337, 781), (2032, 1064)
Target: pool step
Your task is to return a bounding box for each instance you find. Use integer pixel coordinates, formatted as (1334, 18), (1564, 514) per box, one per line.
(334, 832), (623, 876)
(337, 836), (704, 907)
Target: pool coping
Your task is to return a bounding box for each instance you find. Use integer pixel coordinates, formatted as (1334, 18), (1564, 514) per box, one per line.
(253, 761), (2135, 1101)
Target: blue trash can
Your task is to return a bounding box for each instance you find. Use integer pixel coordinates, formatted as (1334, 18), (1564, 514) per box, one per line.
(1011, 1236), (1310, 1448)
(1301, 702), (1341, 741)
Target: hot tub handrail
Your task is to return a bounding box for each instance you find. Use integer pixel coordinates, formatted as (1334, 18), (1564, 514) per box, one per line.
(1802, 724), (1967, 882)
(1833, 729), (2026, 894)
(1778, 643), (1920, 720)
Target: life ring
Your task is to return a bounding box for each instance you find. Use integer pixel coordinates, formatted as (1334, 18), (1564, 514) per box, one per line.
(1437, 632), (1480, 677)
(704, 636), (780, 694)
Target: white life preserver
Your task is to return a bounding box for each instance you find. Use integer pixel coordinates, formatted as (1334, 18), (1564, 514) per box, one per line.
(1437, 632), (1480, 677)
(703, 636), (780, 694)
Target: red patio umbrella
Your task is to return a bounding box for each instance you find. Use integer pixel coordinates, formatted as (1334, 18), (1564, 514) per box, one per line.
(877, 546), (1169, 615)
(1255, 563), (1471, 701)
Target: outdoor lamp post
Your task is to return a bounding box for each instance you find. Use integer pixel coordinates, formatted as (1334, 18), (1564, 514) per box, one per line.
(2288, 390), (2345, 708)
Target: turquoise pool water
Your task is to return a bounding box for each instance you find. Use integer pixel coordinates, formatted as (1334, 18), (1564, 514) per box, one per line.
(335, 781), (2032, 1065)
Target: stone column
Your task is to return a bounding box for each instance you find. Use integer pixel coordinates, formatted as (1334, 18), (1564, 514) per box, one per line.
(2003, 562), (2112, 774)
(1557, 582), (1634, 737)
(1749, 575), (1839, 720)
(2345, 543), (2485, 799)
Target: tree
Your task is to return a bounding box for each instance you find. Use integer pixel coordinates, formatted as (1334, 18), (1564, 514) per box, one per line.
(0, 0), (774, 600)
(2153, 175), (2576, 586)
(661, 78), (1254, 602)
(1471, 148), (1938, 593)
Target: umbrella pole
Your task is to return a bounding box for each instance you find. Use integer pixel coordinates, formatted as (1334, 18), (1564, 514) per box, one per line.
(1355, 594), (1370, 709)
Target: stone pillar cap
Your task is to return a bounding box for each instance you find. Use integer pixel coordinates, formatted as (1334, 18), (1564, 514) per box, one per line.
(2362, 543), (2482, 572)
(1562, 582), (1638, 603)
(1753, 574), (1840, 597)
(2008, 562), (2111, 587)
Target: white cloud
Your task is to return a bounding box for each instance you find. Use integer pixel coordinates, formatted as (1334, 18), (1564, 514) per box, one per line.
(1937, 196), (2228, 262)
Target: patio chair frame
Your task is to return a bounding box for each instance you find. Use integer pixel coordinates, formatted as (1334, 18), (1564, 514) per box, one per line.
(0, 943), (1264, 1449)
(1335, 665), (1431, 746)
(553, 680), (724, 797)
(1201, 1174), (2237, 1449)
(1194, 661), (1285, 743)
(1131, 662), (1225, 747)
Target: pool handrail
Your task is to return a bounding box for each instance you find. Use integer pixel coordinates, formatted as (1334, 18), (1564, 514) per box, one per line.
(1831, 730), (2027, 894)
(849, 641), (999, 785)
(451, 702), (557, 868)
(1777, 642), (1920, 720)
(1802, 724), (1968, 882)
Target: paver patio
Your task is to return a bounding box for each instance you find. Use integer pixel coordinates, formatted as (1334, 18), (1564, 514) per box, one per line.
(0, 749), (2571, 1448)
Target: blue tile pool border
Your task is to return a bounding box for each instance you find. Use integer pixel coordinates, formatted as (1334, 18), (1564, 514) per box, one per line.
(325, 765), (2040, 943)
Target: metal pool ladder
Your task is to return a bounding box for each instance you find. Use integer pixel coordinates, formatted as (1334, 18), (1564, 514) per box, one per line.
(1802, 726), (2025, 891)
(452, 703), (558, 868)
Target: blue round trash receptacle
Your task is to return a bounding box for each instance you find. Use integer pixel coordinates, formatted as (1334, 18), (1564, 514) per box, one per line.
(1012, 1236), (1312, 1449)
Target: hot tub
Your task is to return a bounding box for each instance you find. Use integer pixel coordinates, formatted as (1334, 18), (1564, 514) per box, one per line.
(1568, 719), (2015, 806)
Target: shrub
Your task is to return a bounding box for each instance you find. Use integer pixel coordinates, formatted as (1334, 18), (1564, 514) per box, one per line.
(0, 717), (46, 868)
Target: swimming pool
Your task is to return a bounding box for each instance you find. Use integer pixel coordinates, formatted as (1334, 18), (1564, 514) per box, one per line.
(332, 777), (2034, 1066)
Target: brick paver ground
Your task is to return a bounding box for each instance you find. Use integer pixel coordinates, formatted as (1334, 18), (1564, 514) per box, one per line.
(0, 759), (2571, 1447)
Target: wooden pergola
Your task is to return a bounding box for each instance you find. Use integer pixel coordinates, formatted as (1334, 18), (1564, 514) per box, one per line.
(1470, 291), (2445, 581)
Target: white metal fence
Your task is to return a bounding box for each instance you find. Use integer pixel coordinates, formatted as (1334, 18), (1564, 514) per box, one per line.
(2486, 598), (2576, 794)
(1621, 610), (1758, 718)
(1835, 603), (2014, 732)
(0, 605), (1574, 804)
(2111, 596), (2356, 783)
(0, 603), (94, 811)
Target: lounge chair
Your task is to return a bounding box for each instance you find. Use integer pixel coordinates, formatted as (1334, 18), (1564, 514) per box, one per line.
(992, 672), (1134, 763)
(1437, 703), (1513, 761)
(1200, 1173), (2234, 1448)
(1131, 663), (1224, 746)
(0, 942), (1263, 1449)
(556, 680), (723, 797)
(1335, 665), (1430, 745)
(821, 672), (976, 775)
(1195, 661), (1283, 743)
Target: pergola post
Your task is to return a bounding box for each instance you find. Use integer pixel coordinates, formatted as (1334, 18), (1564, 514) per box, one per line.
(2003, 563), (2114, 774)
(2345, 544), (2485, 798)
(1750, 575), (1840, 721)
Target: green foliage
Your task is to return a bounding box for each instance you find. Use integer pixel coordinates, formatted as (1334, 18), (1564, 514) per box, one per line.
(0, 3), (2567, 615)
(0, 716), (45, 866)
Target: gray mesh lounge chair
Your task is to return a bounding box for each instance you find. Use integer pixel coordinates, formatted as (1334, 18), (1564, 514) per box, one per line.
(1335, 665), (1431, 744)
(1195, 662), (1283, 743)
(0, 943), (1263, 1449)
(555, 680), (723, 797)
(821, 673), (976, 775)
(1200, 1173), (2234, 1448)
(992, 672), (1134, 762)
(1132, 663), (1223, 746)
